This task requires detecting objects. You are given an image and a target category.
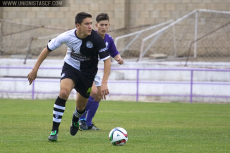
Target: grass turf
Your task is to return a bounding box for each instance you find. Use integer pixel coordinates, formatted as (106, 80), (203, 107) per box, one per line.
(0, 99), (229, 153)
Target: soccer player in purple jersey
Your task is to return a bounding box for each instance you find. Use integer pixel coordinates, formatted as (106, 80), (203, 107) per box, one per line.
(27, 12), (111, 141)
(79, 13), (123, 130)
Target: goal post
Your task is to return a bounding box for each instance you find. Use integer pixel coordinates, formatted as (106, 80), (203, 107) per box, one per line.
(114, 20), (173, 60)
(137, 9), (230, 67)
(138, 9), (197, 61)
(114, 20), (173, 55)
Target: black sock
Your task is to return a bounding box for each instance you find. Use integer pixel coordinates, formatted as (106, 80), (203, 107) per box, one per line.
(52, 96), (66, 133)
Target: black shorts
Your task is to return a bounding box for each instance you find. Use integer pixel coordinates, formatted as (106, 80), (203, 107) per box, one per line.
(61, 62), (95, 98)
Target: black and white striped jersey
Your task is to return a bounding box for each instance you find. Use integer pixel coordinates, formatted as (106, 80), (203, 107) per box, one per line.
(47, 29), (110, 75)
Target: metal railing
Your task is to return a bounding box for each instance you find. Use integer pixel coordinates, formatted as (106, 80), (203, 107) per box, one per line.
(0, 66), (230, 102)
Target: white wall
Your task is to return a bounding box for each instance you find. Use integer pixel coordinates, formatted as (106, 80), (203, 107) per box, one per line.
(0, 59), (230, 103)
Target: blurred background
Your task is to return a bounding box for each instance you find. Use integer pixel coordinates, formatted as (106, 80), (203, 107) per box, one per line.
(2, 0), (230, 29)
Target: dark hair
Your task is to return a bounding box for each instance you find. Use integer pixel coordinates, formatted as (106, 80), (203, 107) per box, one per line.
(96, 13), (109, 23)
(75, 12), (92, 24)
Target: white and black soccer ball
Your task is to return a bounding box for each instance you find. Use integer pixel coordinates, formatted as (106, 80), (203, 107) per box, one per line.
(109, 127), (128, 146)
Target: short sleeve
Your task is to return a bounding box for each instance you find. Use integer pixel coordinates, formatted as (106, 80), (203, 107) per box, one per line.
(47, 32), (67, 51)
(108, 37), (119, 58)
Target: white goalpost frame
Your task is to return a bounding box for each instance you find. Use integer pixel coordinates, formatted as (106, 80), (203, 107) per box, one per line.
(0, 22), (1, 35)
(138, 9), (197, 61)
(199, 9), (230, 14)
(141, 23), (177, 59)
(194, 9), (230, 58)
(138, 9), (230, 61)
(114, 20), (174, 55)
(194, 11), (198, 58)
(140, 30), (163, 57)
(119, 32), (141, 54)
(173, 24), (177, 57)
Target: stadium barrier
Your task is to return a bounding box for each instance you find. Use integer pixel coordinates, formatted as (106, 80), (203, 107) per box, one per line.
(0, 66), (230, 103)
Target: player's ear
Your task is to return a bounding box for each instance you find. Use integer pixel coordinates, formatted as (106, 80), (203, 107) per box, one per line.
(76, 23), (80, 29)
(95, 23), (98, 28)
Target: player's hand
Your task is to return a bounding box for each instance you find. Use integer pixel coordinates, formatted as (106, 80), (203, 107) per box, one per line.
(101, 83), (109, 100)
(27, 69), (37, 85)
(116, 58), (124, 65)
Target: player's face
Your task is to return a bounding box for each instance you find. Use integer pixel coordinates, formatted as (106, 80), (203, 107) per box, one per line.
(77, 17), (93, 37)
(96, 20), (110, 36)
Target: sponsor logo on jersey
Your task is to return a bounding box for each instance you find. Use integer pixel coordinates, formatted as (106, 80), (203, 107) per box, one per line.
(71, 53), (90, 61)
(70, 47), (90, 61)
(99, 47), (107, 52)
(61, 73), (65, 78)
(105, 42), (108, 47)
(86, 41), (93, 48)
(105, 42), (109, 50)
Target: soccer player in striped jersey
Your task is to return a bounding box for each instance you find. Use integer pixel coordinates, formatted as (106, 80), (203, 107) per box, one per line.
(79, 13), (123, 130)
(27, 12), (111, 141)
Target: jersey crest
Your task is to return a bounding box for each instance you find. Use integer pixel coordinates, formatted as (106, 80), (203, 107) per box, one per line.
(86, 41), (93, 48)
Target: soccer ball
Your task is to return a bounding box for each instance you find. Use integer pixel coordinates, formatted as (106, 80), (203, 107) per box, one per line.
(109, 127), (128, 146)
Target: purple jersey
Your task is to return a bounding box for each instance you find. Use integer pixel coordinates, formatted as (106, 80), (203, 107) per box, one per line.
(103, 34), (119, 58)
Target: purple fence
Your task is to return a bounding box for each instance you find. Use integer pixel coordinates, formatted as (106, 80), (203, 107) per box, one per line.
(0, 66), (230, 102)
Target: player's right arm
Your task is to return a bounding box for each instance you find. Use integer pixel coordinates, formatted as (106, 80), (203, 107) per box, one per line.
(27, 47), (50, 85)
(28, 32), (67, 85)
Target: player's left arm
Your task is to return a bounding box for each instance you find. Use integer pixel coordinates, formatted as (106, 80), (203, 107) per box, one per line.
(97, 35), (111, 99)
(101, 57), (111, 99)
(113, 54), (123, 65)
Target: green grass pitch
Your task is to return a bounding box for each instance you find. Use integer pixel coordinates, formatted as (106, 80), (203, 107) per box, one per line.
(0, 99), (229, 153)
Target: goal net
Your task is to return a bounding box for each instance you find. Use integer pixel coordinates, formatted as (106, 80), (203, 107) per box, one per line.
(138, 9), (230, 68)
(0, 19), (166, 61)
(0, 19), (68, 59)
(2, 9), (230, 68)
(113, 20), (173, 61)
